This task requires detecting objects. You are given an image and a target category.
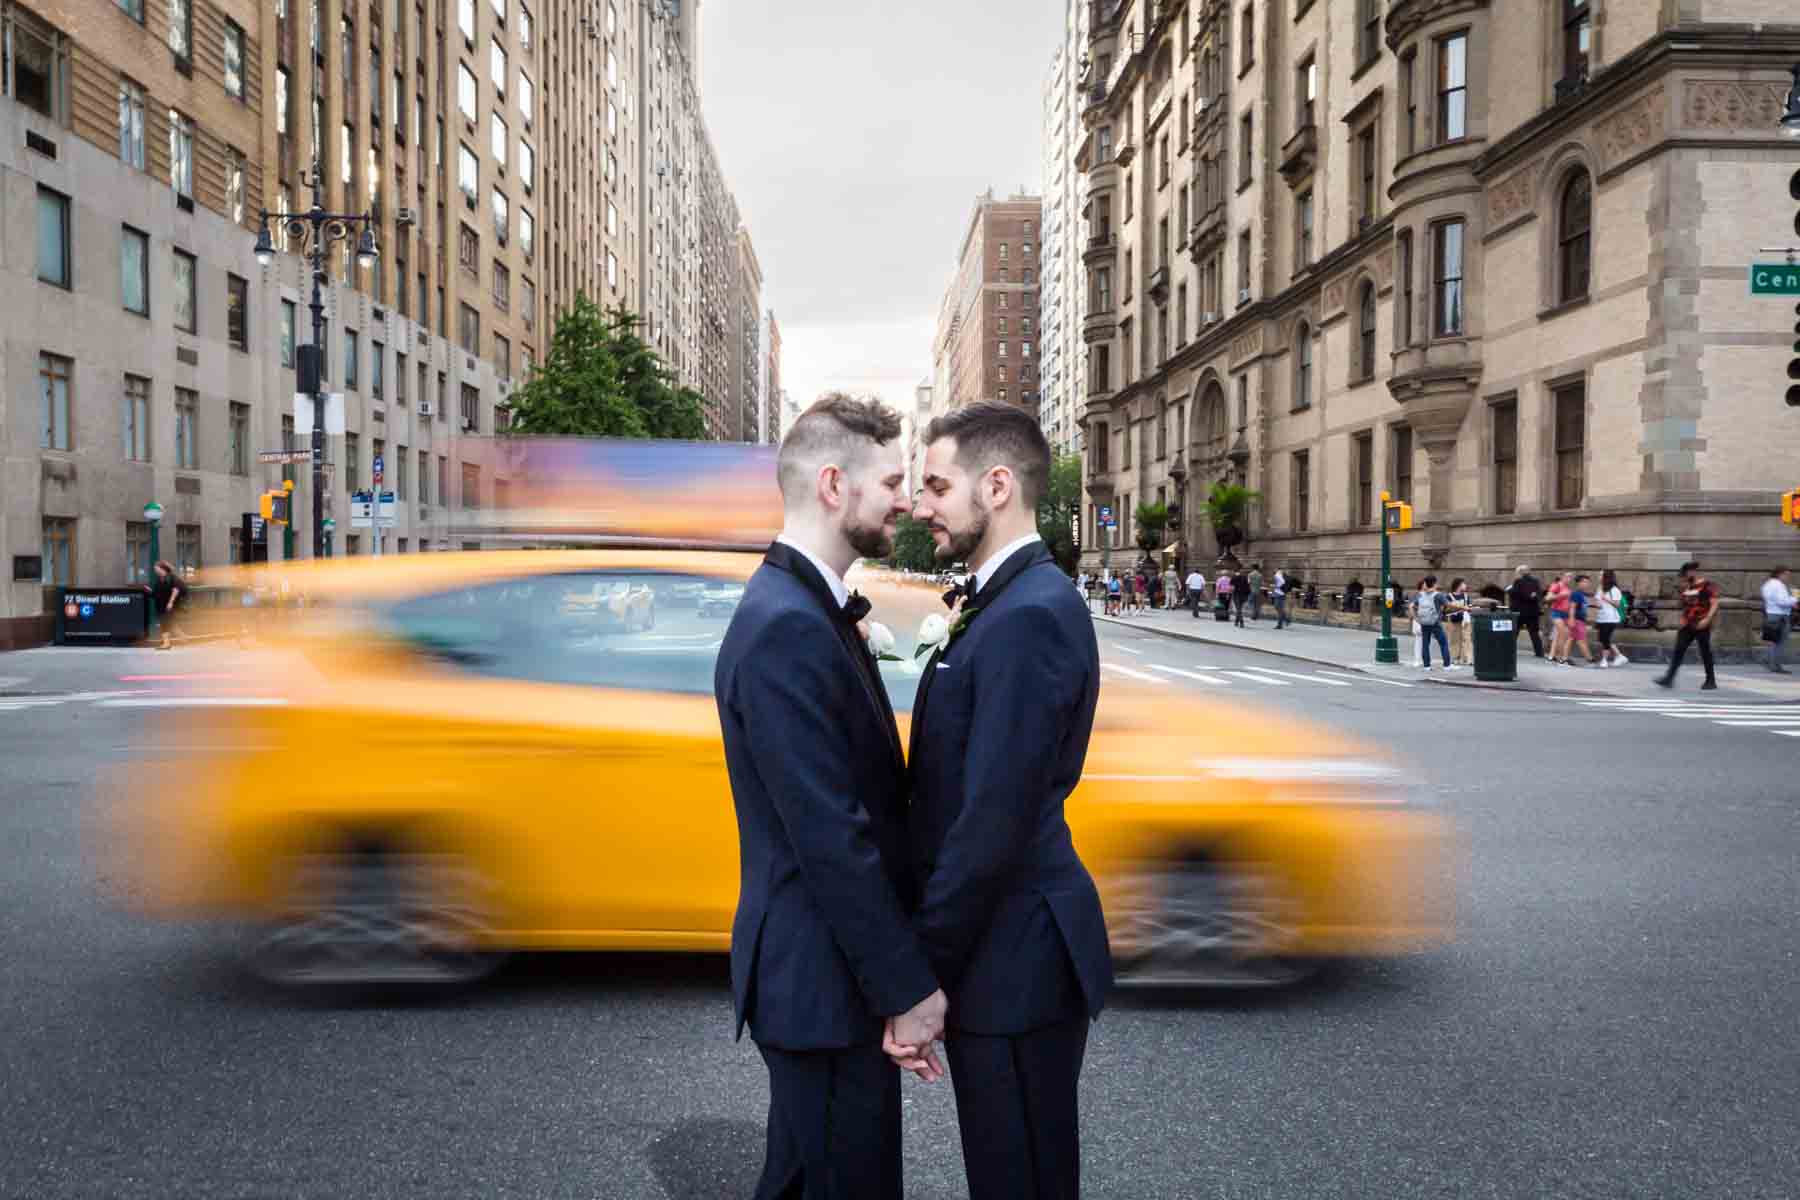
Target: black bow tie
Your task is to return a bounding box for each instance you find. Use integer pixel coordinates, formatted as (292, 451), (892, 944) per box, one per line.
(943, 577), (977, 610)
(841, 591), (872, 624)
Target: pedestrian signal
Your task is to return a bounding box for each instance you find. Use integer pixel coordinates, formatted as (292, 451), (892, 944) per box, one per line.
(260, 490), (290, 524)
(1783, 488), (1800, 526)
(1383, 501), (1414, 532)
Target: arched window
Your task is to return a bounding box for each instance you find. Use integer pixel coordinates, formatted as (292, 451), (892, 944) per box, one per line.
(1294, 324), (1313, 410)
(1196, 380), (1228, 464)
(1558, 170), (1592, 303)
(1359, 283), (1378, 382)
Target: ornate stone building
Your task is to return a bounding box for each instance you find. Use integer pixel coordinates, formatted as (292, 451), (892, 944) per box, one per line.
(1078, 0), (1800, 596)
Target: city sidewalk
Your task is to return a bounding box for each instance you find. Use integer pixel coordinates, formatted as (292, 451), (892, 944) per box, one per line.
(1092, 602), (1800, 702)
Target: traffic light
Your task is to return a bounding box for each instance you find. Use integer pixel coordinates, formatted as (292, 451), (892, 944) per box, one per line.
(1383, 500), (1414, 532)
(1783, 488), (1800, 526)
(260, 480), (295, 524)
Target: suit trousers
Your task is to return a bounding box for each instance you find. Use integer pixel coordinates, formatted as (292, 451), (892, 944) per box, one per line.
(755, 1041), (901, 1200)
(946, 1017), (1090, 1200)
(1663, 625), (1716, 684)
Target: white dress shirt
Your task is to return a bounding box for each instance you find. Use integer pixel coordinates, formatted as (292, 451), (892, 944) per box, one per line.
(974, 534), (1044, 593)
(776, 534), (850, 609)
(1763, 577), (1796, 617)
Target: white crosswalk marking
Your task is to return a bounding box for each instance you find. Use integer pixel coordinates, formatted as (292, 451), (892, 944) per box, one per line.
(1334, 667), (1417, 687)
(1147, 664), (1233, 686)
(0, 698), (64, 711)
(1225, 670), (1290, 686)
(1111, 644), (1144, 655)
(1102, 662), (1168, 684)
(97, 697), (289, 708)
(1240, 666), (1352, 687)
(1564, 697), (1800, 742)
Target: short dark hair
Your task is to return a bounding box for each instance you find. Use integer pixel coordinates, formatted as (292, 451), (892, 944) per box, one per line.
(923, 401), (1052, 507)
(776, 392), (903, 503)
(1679, 560), (1701, 576)
(1423, 574), (1438, 588)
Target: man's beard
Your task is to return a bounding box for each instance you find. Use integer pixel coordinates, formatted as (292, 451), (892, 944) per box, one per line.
(934, 500), (989, 564)
(844, 514), (894, 559)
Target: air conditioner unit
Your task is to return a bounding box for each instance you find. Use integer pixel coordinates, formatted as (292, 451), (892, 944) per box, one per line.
(1238, 288), (1252, 303)
(1204, 311), (1219, 325)
(417, 400), (434, 416)
(397, 207), (418, 226)
(1196, 96), (1210, 114)
(461, 418), (477, 432)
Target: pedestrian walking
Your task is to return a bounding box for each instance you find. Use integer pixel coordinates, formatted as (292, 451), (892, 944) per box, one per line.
(1656, 561), (1720, 691)
(1759, 566), (1795, 673)
(1413, 575), (1455, 670)
(1186, 567), (1207, 619)
(1272, 568), (1289, 629)
(1447, 577), (1474, 666)
(1506, 565), (1546, 658)
(1594, 570), (1629, 667)
(1135, 567), (1151, 614)
(1163, 564), (1181, 611)
(1566, 575), (1597, 666)
(1214, 568), (1233, 622)
(151, 560), (187, 650)
(1246, 563), (1265, 622)
(1231, 567), (1250, 628)
(1120, 570), (1136, 616)
(1106, 572), (1122, 616)
(1546, 572), (1574, 664)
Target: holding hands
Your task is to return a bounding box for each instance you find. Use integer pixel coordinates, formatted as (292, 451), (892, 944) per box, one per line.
(882, 988), (948, 1083)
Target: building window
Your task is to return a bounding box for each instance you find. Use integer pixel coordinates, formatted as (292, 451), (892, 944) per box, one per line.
(1358, 0), (1381, 67)
(519, 140), (533, 191)
(459, 303), (480, 353)
(1492, 399), (1517, 514)
(1240, 3), (1255, 69)
(1554, 381), (1585, 509)
(123, 374), (151, 462)
(223, 20), (244, 99)
(1295, 190), (1314, 270)
(345, 432), (360, 490)
(176, 524), (201, 576)
(419, 449), (431, 504)
(120, 226), (150, 315)
(1296, 56), (1316, 131)
(344, 328), (359, 389)
(280, 300), (296, 367)
(1396, 230), (1414, 347)
(371, 342), (384, 401)
(490, 111), (507, 169)
(118, 79), (145, 167)
(1355, 431), (1374, 526)
(226, 148), (245, 224)
(493, 261), (510, 309)
(606, 249), (618, 290)
(1433, 220), (1465, 337)
(8, 6), (67, 123)
(495, 334), (510, 378)
(438, 454), (448, 505)
(522, 278), (535, 331)
(1392, 424), (1414, 505)
(396, 443), (409, 500)
(227, 274), (248, 349)
(459, 223), (479, 273)
(42, 518), (75, 586)
(229, 401), (250, 475)
(1238, 228), (1252, 299)
(1358, 283), (1378, 381)
(119, 0), (144, 22)
(168, 110), (193, 198)
(458, 0), (475, 39)
(168, 0), (191, 62)
(998, 364), (1008, 383)
(458, 63), (476, 122)
(1292, 450), (1311, 533)
(37, 186), (70, 288)
(1357, 126), (1378, 225)
(461, 461), (480, 508)
(1293, 323), (1312, 409)
(1239, 111), (1253, 186)
(459, 143), (479, 204)
(1400, 51), (1416, 155)
(172, 249), (196, 332)
(1562, 0), (1591, 87)
(1437, 33), (1468, 144)
(492, 187), (509, 245)
(175, 387), (197, 469)
(1558, 170), (1592, 304)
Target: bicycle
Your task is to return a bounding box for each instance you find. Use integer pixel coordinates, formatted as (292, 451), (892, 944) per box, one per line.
(1625, 598), (1661, 630)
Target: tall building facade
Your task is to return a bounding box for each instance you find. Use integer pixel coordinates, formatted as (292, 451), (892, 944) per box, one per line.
(1077, 0), (1800, 598)
(1041, 0), (1092, 459)
(760, 309), (781, 445)
(930, 190), (1044, 418)
(731, 224), (762, 443)
(0, 0), (762, 646)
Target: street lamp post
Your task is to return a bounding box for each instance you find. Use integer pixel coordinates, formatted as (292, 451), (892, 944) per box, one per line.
(253, 170), (378, 560)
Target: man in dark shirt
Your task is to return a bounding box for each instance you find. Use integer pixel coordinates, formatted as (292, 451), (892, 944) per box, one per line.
(1656, 561), (1720, 691)
(1507, 565), (1545, 658)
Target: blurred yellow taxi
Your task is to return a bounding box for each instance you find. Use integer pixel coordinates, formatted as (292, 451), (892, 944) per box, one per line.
(96, 549), (1452, 991)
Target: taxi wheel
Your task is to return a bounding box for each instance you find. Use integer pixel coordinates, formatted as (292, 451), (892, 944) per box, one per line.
(244, 844), (506, 992)
(1112, 857), (1312, 989)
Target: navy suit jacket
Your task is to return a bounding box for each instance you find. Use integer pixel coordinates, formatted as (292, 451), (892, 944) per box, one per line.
(714, 542), (938, 1051)
(908, 542), (1113, 1036)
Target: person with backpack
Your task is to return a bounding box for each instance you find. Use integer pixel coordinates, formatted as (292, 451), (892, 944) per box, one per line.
(1413, 576), (1455, 670)
(1545, 572), (1574, 665)
(1506, 565), (1546, 659)
(1565, 575), (1598, 666)
(1594, 570), (1630, 667)
(1106, 572), (1123, 616)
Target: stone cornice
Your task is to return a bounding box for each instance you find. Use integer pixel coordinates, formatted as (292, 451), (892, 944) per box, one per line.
(1383, 0), (1490, 53)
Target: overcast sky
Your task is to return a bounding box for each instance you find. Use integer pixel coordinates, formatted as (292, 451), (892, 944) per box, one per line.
(701, 0), (1063, 419)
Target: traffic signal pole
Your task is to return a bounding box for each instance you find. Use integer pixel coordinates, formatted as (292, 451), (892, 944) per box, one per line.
(1376, 489), (1397, 664)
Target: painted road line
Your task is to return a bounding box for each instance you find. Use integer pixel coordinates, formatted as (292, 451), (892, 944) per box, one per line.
(1241, 667), (1352, 687)
(1147, 664), (1234, 686)
(1775, 731), (1800, 738)
(1317, 670), (1413, 688)
(97, 697), (289, 709)
(1108, 643), (1144, 655)
(0, 699), (65, 711)
(1708, 718), (1800, 727)
(117, 673), (244, 683)
(1102, 663), (1168, 684)
(1225, 670), (1291, 686)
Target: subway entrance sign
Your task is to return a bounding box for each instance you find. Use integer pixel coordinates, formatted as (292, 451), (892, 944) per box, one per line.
(1749, 263), (1800, 296)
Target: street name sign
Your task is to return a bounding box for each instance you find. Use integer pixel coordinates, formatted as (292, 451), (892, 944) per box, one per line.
(258, 449), (311, 465)
(1749, 263), (1800, 296)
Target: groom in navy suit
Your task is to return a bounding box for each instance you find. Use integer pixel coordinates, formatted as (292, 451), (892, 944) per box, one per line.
(714, 394), (948, 1200)
(891, 401), (1113, 1199)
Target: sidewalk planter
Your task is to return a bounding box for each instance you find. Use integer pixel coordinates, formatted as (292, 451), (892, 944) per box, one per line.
(1472, 610), (1519, 682)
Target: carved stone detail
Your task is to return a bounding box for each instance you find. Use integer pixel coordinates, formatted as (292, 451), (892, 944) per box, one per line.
(1322, 275), (1349, 318)
(1487, 158), (1542, 227)
(1681, 80), (1789, 133)
(1373, 245), (1395, 291)
(1229, 326), (1263, 366)
(1595, 84), (1666, 172)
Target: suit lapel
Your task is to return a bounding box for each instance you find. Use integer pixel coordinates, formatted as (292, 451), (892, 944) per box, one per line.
(763, 542), (906, 770)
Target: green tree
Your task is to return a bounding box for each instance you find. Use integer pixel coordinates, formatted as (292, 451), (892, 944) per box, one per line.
(1036, 452), (1084, 575)
(503, 294), (706, 439)
(889, 515), (939, 573)
(1200, 481), (1262, 560)
(1133, 501), (1171, 555)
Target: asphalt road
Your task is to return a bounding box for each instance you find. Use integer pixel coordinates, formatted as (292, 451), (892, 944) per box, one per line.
(2, 630), (1796, 1199)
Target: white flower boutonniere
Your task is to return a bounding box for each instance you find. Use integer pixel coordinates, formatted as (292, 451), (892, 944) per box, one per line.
(914, 612), (950, 661)
(864, 620), (904, 663)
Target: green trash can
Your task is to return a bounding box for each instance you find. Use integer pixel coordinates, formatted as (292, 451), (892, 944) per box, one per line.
(1473, 609), (1519, 682)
